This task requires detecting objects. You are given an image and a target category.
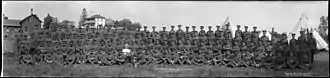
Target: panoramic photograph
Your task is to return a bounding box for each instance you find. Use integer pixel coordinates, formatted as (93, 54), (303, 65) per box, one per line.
(2, 1), (329, 77)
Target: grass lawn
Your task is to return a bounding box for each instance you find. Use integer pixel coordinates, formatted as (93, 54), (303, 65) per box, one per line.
(2, 52), (329, 77)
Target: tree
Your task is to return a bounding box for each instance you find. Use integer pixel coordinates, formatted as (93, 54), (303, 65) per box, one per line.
(318, 16), (328, 43)
(43, 13), (53, 29)
(60, 20), (75, 29)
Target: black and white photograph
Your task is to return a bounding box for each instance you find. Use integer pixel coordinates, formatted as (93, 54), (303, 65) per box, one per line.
(2, 1), (329, 77)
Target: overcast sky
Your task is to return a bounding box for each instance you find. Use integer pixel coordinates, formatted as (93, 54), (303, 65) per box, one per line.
(2, 1), (328, 32)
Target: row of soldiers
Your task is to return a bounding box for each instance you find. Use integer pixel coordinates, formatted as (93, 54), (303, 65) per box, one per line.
(17, 24), (316, 70)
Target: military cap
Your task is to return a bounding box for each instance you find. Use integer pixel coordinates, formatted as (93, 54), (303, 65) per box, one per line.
(300, 30), (305, 33)
(192, 26), (196, 28)
(163, 27), (166, 29)
(143, 26), (147, 28)
(152, 26), (156, 28)
(262, 30), (267, 32)
(171, 26), (175, 28)
(237, 25), (241, 28)
(200, 26), (204, 28)
(244, 26), (248, 28)
(178, 25), (182, 27)
(208, 26), (212, 28)
(253, 26), (257, 29)
(292, 33), (296, 35)
(216, 26), (220, 28)
(186, 26), (189, 28)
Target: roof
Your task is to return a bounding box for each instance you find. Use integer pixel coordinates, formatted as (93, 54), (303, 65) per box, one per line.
(86, 14), (106, 19)
(19, 14), (43, 24)
(3, 19), (21, 27)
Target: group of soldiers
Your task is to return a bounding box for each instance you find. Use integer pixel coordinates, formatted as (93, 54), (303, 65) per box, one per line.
(16, 24), (316, 70)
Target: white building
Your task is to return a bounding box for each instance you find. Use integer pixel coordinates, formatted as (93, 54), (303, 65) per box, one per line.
(83, 14), (106, 28)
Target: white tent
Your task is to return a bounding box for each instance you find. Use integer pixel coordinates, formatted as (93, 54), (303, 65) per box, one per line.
(288, 14), (328, 50)
(221, 16), (235, 38)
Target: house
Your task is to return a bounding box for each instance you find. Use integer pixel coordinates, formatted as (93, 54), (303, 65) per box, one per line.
(19, 9), (43, 33)
(3, 9), (43, 53)
(3, 14), (21, 40)
(83, 14), (106, 28)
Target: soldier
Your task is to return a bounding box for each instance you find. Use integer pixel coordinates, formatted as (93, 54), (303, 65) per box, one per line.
(232, 41), (242, 67)
(254, 40), (266, 68)
(234, 26), (243, 46)
(184, 26), (191, 39)
(199, 26), (207, 48)
(222, 40), (233, 67)
(261, 30), (270, 45)
(307, 30), (316, 64)
(151, 26), (159, 48)
(169, 26), (176, 39)
(251, 27), (259, 45)
(235, 25), (243, 38)
(160, 27), (168, 49)
(169, 26), (176, 49)
(289, 33), (299, 51)
(207, 26), (214, 47)
(191, 26), (198, 39)
(177, 25), (184, 40)
(224, 25), (232, 39)
(160, 27), (168, 39)
(297, 30), (312, 70)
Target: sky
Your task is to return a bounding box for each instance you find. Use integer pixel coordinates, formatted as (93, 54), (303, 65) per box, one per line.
(2, 1), (328, 32)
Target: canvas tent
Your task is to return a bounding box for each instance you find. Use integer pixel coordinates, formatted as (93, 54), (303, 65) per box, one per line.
(288, 14), (328, 50)
(222, 17), (272, 40)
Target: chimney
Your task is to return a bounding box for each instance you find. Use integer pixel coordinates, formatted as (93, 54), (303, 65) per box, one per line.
(31, 8), (34, 15)
(3, 14), (8, 19)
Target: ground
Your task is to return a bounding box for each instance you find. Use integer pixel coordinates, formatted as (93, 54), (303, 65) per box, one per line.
(2, 52), (329, 77)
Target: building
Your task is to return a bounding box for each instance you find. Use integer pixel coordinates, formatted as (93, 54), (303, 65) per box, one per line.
(3, 9), (42, 53)
(19, 9), (43, 33)
(83, 14), (106, 28)
(3, 14), (21, 40)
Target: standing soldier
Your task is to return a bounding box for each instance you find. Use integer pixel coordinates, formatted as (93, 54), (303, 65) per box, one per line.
(261, 30), (270, 45)
(287, 33), (299, 69)
(177, 25), (184, 50)
(289, 33), (299, 51)
(234, 25), (243, 46)
(297, 30), (312, 70)
(169, 26), (176, 50)
(224, 25), (232, 39)
(235, 25), (243, 38)
(207, 26), (214, 47)
(307, 29), (316, 64)
(184, 26), (192, 50)
(251, 27), (259, 45)
(199, 26), (207, 48)
(160, 27), (168, 49)
(214, 26), (223, 49)
(177, 25), (184, 41)
(191, 26), (199, 51)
